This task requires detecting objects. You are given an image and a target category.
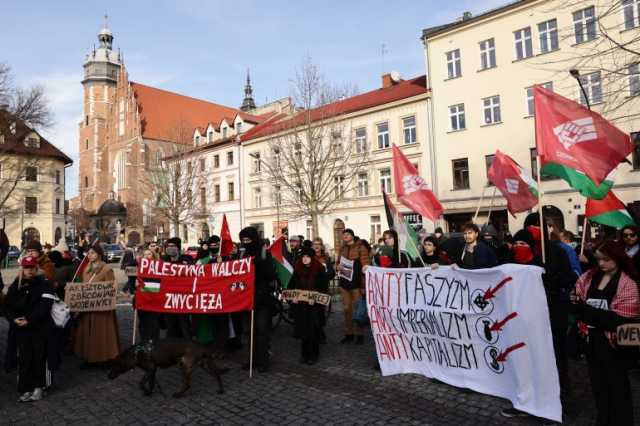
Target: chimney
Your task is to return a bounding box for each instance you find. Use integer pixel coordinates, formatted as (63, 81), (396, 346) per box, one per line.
(462, 11), (472, 20)
(382, 73), (394, 88)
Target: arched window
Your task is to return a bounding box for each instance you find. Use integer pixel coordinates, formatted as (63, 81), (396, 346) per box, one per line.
(114, 151), (126, 191)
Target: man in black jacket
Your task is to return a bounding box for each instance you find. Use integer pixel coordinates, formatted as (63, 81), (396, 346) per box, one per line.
(5, 256), (54, 402)
(238, 227), (277, 373)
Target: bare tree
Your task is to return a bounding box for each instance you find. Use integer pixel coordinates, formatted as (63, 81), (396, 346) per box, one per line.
(144, 120), (199, 237)
(255, 59), (367, 237)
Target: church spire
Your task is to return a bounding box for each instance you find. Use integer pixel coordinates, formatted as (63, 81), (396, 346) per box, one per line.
(240, 69), (256, 112)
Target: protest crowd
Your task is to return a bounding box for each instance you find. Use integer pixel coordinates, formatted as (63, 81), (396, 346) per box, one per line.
(0, 87), (639, 426)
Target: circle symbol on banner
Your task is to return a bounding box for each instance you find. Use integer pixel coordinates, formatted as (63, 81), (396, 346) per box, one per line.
(230, 282), (238, 292)
(471, 289), (494, 315)
(475, 316), (500, 344)
(483, 346), (504, 374)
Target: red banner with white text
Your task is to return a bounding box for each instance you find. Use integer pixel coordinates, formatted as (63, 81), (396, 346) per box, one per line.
(135, 257), (255, 313)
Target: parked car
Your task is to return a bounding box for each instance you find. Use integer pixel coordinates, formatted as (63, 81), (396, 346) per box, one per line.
(7, 245), (20, 261)
(103, 244), (125, 263)
(185, 246), (199, 260)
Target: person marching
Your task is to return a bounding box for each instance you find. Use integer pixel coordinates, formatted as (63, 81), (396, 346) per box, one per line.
(420, 235), (452, 268)
(312, 237), (334, 344)
(162, 237), (194, 339)
(289, 247), (329, 365)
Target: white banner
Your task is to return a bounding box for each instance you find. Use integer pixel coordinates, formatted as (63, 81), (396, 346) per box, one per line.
(366, 264), (561, 422)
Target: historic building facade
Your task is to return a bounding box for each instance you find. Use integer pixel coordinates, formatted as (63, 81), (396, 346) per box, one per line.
(422, 0), (640, 235)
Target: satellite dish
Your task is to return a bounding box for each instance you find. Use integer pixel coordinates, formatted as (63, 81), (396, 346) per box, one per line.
(390, 71), (402, 83)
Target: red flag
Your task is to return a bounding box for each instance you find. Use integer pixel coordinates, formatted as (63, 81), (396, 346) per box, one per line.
(220, 214), (234, 258)
(391, 144), (442, 221)
(487, 150), (539, 216)
(534, 84), (633, 186)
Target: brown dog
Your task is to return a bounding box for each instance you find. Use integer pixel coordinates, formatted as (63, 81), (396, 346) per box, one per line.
(108, 339), (226, 398)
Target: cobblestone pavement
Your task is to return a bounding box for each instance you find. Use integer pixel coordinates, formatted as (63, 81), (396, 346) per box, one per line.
(0, 266), (638, 425)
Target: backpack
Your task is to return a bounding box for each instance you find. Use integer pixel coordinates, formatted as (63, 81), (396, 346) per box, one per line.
(42, 293), (71, 328)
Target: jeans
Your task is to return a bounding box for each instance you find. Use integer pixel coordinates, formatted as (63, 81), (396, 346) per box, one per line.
(340, 287), (363, 336)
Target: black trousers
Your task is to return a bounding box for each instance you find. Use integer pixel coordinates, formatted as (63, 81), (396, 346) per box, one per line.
(587, 350), (634, 426)
(251, 305), (272, 368)
(138, 310), (160, 342)
(16, 330), (47, 394)
(4, 322), (17, 372)
(166, 313), (191, 339)
(549, 299), (569, 394)
(301, 338), (319, 362)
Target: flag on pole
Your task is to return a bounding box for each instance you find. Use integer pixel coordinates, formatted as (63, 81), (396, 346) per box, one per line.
(534, 84), (632, 199)
(586, 191), (636, 229)
(487, 150), (539, 216)
(219, 214), (234, 258)
(383, 191), (421, 263)
(392, 144), (443, 221)
(269, 236), (293, 288)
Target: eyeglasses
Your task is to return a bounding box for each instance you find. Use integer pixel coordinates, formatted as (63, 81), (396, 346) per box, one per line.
(623, 233), (637, 238)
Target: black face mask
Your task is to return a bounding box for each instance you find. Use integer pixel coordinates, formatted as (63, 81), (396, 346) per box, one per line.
(210, 246), (219, 255)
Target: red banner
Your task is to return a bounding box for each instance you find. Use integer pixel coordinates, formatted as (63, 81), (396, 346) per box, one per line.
(135, 257), (255, 313)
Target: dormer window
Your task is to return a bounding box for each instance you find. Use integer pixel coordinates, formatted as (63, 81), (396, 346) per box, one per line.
(208, 131), (213, 142)
(222, 127), (228, 139)
(195, 135), (200, 145)
(25, 137), (40, 148)
(9, 122), (16, 135)
(236, 122), (243, 134)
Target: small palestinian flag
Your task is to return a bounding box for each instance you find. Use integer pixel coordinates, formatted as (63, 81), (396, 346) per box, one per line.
(586, 191), (635, 229)
(269, 236), (293, 288)
(383, 191), (421, 263)
(142, 278), (161, 293)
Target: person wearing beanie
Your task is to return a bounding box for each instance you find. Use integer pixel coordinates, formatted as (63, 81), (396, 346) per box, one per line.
(193, 235), (226, 346)
(161, 237), (194, 339)
(237, 226), (277, 373)
(25, 240), (56, 283)
(289, 247), (329, 365)
(287, 235), (302, 265)
(73, 245), (120, 366)
(5, 256), (55, 402)
(336, 228), (371, 344)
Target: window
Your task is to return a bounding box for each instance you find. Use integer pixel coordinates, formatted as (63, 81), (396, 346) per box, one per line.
(214, 184), (221, 202)
(514, 27), (533, 60)
(623, 0), (640, 29)
(156, 150), (164, 166)
(357, 173), (369, 197)
(214, 155), (220, 168)
(294, 143), (302, 161)
(228, 182), (235, 200)
(200, 187), (207, 208)
(377, 122), (390, 149)
(482, 95), (501, 124)
(25, 196), (37, 214)
(579, 71), (602, 105)
(55, 198), (61, 215)
(25, 166), (37, 182)
(479, 38), (496, 69)
(253, 188), (262, 208)
(379, 168), (392, 193)
(227, 151), (233, 165)
(446, 49), (461, 79)
(334, 176), (345, 199)
(222, 127), (227, 139)
(236, 122), (243, 134)
(629, 63), (640, 97)
(631, 132), (640, 170)
(574, 6), (596, 44)
(187, 161), (193, 175)
(273, 185), (281, 205)
(252, 152), (261, 173)
(485, 155), (495, 186)
(55, 170), (61, 185)
(85, 139), (89, 150)
(452, 158), (469, 190)
(85, 176), (89, 188)
(208, 131), (213, 143)
(0, 134), (4, 144)
(403, 116), (417, 144)
(370, 215), (382, 243)
(449, 104), (466, 131)
(355, 127), (367, 153)
(200, 158), (206, 172)
(526, 82), (553, 116)
(195, 135), (200, 145)
(538, 19), (559, 53)
(530, 148), (559, 180)
(25, 137), (39, 148)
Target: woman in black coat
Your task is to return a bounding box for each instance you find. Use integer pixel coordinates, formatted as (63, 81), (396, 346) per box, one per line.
(289, 247), (329, 365)
(373, 230), (411, 268)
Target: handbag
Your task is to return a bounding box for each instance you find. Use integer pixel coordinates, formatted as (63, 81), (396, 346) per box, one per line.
(42, 293), (71, 328)
(352, 297), (369, 326)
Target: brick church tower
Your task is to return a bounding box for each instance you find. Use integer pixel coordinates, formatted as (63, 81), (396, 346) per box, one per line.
(78, 19), (121, 213)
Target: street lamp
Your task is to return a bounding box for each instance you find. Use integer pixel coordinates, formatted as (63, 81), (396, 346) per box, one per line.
(569, 69), (591, 111)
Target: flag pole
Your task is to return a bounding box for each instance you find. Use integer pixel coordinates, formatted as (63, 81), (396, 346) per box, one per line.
(407, 228), (427, 267)
(132, 308), (138, 345)
(536, 155), (546, 265)
(472, 185), (487, 223)
(580, 216), (589, 256)
(249, 309), (255, 378)
(485, 187), (498, 225)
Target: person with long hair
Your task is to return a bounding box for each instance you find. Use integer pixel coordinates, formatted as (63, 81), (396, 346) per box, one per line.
(571, 240), (640, 426)
(373, 230), (411, 268)
(420, 236), (451, 268)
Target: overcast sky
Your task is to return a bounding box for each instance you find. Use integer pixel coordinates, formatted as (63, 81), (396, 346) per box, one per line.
(1, 0), (506, 198)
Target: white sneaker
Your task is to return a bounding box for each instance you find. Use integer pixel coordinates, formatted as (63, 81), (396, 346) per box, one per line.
(18, 392), (32, 402)
(28, 388), (43, 401)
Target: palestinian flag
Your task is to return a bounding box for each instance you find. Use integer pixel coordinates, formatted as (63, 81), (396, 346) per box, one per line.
(534, 85), (632, 199)
(383, 191), (421, 263)
(488, 150), (539, 216)
(269, 236), (293, 288)
(141, 278), (161, 293)
(586, 191), (635, 229)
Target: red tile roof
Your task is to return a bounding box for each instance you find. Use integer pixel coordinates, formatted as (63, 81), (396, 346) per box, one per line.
(0, 116), (72, 165)
(130, 82), (240, 143)
(241, 75), (428, 141)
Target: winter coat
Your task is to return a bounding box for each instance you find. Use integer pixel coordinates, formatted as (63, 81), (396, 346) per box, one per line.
(5, 274), (54, 336)
(336, 241), (370, 289)
(289, 259), (328, 340)
(457, 241), (498, 270)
